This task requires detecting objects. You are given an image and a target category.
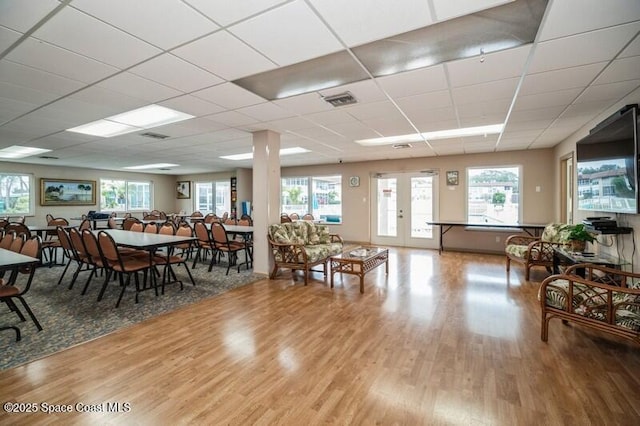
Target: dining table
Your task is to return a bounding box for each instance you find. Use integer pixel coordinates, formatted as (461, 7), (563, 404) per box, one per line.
(0, 248), (40, 341)
(95, 229), (198, 289)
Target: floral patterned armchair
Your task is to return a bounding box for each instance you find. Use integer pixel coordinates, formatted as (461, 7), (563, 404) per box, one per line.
(539, 264), (640, 344)
(268, 221), (343, 285)
(505, 223), (572, 280)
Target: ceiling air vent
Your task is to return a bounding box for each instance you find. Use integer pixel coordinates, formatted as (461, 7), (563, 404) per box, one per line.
(39, 155), (59, 159)
(392, 143), (412, 149)
(323, 91), (357, 107)
(140, 132), (170, 140)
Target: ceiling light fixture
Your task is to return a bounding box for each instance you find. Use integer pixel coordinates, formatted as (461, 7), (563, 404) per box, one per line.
(220, 147), (310, 161)
(0, 146), (52, 159)
(355, 124), (504, 146)
(124, 163), (179, 170)
(67, 105), (194, 138)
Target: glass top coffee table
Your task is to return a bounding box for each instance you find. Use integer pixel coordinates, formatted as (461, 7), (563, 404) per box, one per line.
(330, 247), (389, 293)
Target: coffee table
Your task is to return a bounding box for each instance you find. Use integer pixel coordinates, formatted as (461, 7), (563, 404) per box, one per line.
(330, 247), (389, 293)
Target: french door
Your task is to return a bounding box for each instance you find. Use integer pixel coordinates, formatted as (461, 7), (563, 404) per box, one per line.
(371, 172), (438, 249)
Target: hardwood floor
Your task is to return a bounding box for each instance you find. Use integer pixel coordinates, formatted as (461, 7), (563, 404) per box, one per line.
(0, 248), (639, 425)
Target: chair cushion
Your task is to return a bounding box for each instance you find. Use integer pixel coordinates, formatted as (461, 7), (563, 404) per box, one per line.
(541, 223), (572, 244)
(506, 244), (529, 259)
(544, 279), (640, 331)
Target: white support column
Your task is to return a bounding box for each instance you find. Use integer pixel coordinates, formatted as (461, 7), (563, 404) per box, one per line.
(252, 130), (280, 276)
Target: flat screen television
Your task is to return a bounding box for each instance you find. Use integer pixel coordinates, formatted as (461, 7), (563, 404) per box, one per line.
(576, 104), (639, 214)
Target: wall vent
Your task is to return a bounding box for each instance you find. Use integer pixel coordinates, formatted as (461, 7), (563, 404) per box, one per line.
(323, 91), (357, 107)
(140, 132), (170, 140)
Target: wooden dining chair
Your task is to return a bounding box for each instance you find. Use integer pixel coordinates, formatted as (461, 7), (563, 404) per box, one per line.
(0, 235), (43, 331)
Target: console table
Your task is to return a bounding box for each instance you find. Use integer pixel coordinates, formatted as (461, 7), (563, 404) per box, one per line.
(426, 221), (547, 254)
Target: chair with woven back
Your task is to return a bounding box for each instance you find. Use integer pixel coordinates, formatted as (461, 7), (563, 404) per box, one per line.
(97, 230), (157, 308)
(210, 222), (249, 275)
(280, 213), (292, 223)
(289, 212), (300, 220)
(0, 235), (43, 331)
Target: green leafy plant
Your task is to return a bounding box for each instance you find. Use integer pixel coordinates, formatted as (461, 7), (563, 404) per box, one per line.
(567, 223), (596, 243)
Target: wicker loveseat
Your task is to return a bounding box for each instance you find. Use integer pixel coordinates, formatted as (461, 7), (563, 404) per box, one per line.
(505, 223), (573, 280)
(268, 221), (343, 285)
(539, 263), (640, 344)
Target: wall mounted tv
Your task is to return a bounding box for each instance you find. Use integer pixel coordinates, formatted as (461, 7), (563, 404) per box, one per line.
(576, 104), (639, 214)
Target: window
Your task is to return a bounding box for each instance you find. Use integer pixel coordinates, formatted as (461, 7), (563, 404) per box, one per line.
(0, 173), (34, 216)
(100, 179), (152, 211)
(467, 166), (520, 224)
(282, 175), (342, 222)
(194, 180), (230, 215)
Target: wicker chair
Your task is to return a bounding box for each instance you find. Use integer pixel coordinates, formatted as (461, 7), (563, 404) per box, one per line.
(505, 223), (573, 280)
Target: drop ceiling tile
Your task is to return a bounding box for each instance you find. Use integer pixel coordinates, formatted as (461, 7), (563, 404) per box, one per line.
(620, 35), (640, 58)
(309, 0), (433, 47)
(0, 97), (39, 122)
(0, 0), (60, 32)
(342, 100), (402, 121)
(431, 0), (512, 21)
(323, 121), (379, 140)
(158, 95), (225, 117)
(362, 115), (416, 136)
(70, 86), (149, 112)
(529, 22), (640, 73)
(0, 25), (21, 52)
(520, 62), (607, 95)
(559, 101), (608, 119)
(33, 7), (161, 69)
(184, 0), (289, 27)
(574, 80), (640, 104)
(304, 109), (359, 126)
(230, 1), (342, 66)
(508, 105), (567, 122)
(206, 110), (259, 127)
(594, 55), (640, 85)
(456, 98), (511, 117)
(459, 114), (506, 127)
(446, 44), (531, 87)
(538, 0), (640, 41)
(129, 54), (224, 93)
(236, 102), (295, 122)
(0, 60), (86, 96)
(192, 82), (266, 109)
(6, 37), (119, 84)
(0, 81), (59, 106)
(513, 87), (583, 111)
(376, 65), (448, 98)
(395, 90), (453, 115)
(172, 31), (276, 80)
(70, 0), (218, 50)
(452, 78), (519, 105)
(96, 72), (182, 104)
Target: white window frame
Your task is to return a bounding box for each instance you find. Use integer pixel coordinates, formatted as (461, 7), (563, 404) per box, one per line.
(99, 178), (153, 212)
(466, 165), (522, 225)
(0, 173), (35, 216)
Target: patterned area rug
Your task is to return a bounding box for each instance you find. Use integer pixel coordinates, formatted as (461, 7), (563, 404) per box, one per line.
(0, 256), (264, 370)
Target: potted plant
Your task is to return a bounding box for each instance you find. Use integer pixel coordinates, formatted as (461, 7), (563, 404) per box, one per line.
(566, 223), (596, 252)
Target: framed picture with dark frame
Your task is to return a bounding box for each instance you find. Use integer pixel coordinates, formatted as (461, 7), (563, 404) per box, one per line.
(446, 171), (459, 186)
(40, 178), (96, 206)
(176, 181), (191, 199)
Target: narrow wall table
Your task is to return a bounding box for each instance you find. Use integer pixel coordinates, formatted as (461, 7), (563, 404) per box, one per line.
(426, 221), (547, 254)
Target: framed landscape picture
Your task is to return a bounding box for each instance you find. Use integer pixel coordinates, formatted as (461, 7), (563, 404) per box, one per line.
(176, 181), (191, 199)
(40, 178), (96, 206)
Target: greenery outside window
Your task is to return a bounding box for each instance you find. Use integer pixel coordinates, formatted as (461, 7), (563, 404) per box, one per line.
(467, 166), (520, 224)
(100, 179), (152, 212)
(0, 173), (33, 216)
(195, 180), (230, 215)
(281, 175), (342, 223)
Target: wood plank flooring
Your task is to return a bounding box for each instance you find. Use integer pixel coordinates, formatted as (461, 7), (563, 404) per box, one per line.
(0, 248), (639, 425)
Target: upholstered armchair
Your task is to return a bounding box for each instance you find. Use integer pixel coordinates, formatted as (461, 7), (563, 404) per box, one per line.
(505, 223), (573, 280)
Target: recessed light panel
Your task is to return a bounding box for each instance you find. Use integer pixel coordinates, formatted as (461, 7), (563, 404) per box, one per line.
(0, 146), (52, 159)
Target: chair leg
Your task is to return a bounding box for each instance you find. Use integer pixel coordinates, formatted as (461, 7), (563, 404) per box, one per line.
(4, 299), (26, 322)
(16, 296), (42, 331)
(116, 274), (132, 308)
(97, 270), (113, 302)
(0, 325), (21, 341)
